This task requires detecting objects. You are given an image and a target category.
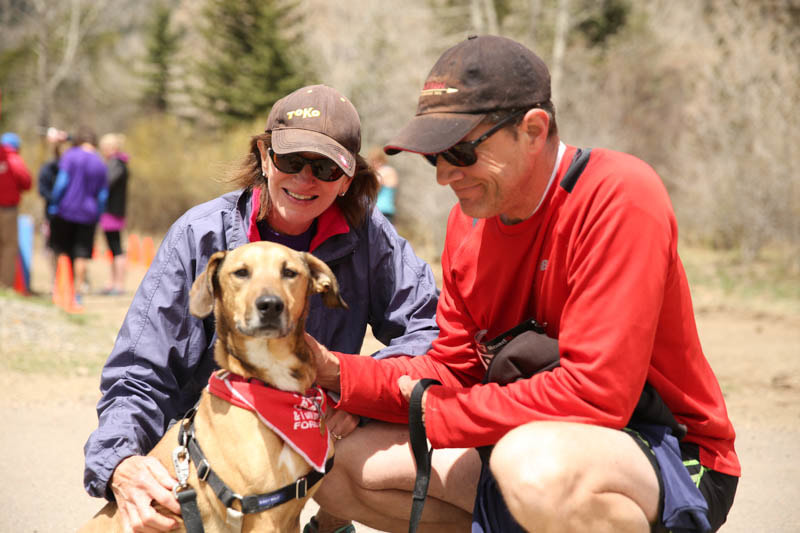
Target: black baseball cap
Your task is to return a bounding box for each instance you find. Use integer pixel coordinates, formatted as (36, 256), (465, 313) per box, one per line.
(385, 35), (551, 156)
(266, 85), (361, 177)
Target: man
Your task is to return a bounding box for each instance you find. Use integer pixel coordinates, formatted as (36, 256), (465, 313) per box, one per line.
(310, 35), (739, 532)
(49, 126), (108, 300)
(0, 132), (32, 288)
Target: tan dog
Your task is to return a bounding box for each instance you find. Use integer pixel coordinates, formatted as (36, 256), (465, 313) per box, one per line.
(80, 241), (347, 533)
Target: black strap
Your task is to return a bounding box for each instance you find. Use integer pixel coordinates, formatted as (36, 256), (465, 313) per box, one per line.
(181, 416), (335, 515)
(176, 488), (205, 533)
(559, 148), (592, 193)
(408, 378), (442, 533)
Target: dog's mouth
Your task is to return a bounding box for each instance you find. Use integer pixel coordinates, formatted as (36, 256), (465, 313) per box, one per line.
(236, 318), (291, 338)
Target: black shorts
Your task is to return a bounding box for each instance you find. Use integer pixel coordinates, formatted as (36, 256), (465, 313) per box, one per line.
(50, 216), (96, 259)
(627, 430), (738, 532)
(472, 431), (738, 533)
(104, 230), (123, 256)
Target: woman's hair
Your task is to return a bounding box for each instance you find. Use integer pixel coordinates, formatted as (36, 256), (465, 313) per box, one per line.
(72, 125), (97, 147)
(99, 133), (124, 154)
(230, 131), (379, 228)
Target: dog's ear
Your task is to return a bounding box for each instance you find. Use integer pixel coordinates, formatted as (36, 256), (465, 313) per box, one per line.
(303, 252), (348, 310)
(189, 250), (227, 318)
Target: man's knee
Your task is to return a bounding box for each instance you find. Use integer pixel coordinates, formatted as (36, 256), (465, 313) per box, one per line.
(490, 422), (575, 518)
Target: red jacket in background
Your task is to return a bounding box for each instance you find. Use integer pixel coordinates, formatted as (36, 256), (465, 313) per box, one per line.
(0, 145), (32, 207)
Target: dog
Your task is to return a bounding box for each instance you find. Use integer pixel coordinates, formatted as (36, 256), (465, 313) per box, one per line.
(80, 241), (347, 532)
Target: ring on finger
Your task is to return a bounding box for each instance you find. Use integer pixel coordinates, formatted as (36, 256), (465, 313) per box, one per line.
(331, 432), (342, 440)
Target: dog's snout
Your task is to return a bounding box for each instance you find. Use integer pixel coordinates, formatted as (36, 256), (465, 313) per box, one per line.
(255, 294), (285, 318)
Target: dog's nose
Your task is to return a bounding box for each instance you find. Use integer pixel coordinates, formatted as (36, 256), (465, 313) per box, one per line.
(255, 294), (284, 318)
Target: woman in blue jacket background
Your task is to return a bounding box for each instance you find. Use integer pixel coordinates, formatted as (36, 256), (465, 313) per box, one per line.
(83, 85), (478, 532)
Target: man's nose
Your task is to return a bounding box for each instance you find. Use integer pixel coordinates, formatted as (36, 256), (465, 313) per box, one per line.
(436, 161), (464, 187)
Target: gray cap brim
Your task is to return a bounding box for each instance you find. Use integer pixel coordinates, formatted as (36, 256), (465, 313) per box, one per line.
(384, 112), (486, 155)
(272, 128), (357, 177)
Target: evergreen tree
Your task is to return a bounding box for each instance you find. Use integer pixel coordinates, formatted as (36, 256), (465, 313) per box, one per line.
(141, 2), (182, 112)
(194, 0), (310, 124)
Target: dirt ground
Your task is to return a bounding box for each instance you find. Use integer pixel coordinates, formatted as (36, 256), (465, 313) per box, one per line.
(1, 246), (798, 532)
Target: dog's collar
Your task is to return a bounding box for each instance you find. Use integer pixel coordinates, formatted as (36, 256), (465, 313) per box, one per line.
(208, 370), (332, 472)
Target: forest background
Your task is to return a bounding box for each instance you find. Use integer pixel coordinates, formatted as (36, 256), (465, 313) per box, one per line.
(1, 0), (798, 270)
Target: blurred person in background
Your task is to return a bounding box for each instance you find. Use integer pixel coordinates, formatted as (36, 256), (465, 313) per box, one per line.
(367, 147), (399, 224)
(49, 126), (108, 300)
(37, 127), (69, 283)
(98, 133), (130, 295)
(0, 132), (32, 288)
(83, 85), (476, 533)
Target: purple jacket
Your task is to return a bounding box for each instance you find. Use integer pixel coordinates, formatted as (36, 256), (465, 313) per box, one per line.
(83, 188), (440, 498)
(56, 146), (107, 224)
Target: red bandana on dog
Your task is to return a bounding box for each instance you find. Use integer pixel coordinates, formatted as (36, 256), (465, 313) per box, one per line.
(208, 371), (331, 473)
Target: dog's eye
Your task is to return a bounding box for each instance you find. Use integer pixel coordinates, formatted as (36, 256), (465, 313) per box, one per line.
(233, 268), (249, 279)
(282, 267), (298, 279)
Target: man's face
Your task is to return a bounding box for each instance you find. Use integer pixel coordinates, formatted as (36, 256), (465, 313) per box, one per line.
(435, 120), (535, 221)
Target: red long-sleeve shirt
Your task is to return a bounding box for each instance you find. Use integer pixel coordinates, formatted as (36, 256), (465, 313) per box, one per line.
(0, 146), (32, 206)
(336, 145), (740, 477)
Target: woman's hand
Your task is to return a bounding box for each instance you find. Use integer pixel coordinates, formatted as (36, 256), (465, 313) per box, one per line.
(325, 406), (360, 441)
(305, 333), (341, 393)
(110, 455), (182, 532)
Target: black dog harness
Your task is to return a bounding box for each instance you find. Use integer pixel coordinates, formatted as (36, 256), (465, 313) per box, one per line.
(172, 406), (334, 533)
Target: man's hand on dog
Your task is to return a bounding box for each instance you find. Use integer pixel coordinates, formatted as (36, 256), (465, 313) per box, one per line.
(305, 333), (342, 393)
(111, 455), (181, 532)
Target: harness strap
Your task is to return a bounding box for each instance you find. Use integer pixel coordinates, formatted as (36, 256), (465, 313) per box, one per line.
(408, 378), (442, 533)
(178, 413), (334, 515)
(177, 488), (205, 533)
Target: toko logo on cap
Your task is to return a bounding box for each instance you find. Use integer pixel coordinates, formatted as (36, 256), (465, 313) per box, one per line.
(286, 107), (321, 120)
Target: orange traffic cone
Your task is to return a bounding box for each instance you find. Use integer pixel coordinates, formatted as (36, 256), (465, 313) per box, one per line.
(142, 236), (155, 268)
(127, 233), (141, 265)
(53, 254), (82, 313)
(13, 255), (27, 295)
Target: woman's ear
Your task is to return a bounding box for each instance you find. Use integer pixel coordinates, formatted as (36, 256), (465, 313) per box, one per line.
(256, 139), (270, 176)
(338, 176), (354, 197)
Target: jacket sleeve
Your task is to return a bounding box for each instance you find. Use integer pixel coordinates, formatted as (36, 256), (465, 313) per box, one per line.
(365, 211), (440, 359)
(106, 158), (125, 188)
(83, 221), (217, 499)
(9, 151), (32, 191)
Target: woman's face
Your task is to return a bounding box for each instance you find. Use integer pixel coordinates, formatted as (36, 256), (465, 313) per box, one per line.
(257, 140), (353, 235)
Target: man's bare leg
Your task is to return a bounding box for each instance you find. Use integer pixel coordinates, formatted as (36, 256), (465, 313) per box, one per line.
(313, 421), (479, 532)
(491, 421), (660, 533)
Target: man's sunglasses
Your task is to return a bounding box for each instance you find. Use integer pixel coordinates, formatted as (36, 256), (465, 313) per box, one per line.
(424, 109), (528, 167)
(268, 147), (345, 182)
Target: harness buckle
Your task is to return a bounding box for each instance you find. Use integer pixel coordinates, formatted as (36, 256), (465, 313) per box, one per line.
(295, 477), (308, 499)
(197, 458), (210, 481)
(172, 445), (190, 487)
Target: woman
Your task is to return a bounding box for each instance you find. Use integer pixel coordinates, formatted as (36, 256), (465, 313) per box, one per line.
(98, 133), (130, 295)
(83, 85), (477, 533)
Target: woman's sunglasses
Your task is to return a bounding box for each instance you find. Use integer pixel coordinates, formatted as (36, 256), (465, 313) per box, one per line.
(268, 147), (345, 182)
(424, 109), (528, 167)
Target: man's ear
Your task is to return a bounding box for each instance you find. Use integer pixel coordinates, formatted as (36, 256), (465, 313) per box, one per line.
(522, 108), (550, 151)
(303, 252), (348, 310)
(189, 251), (227, 318)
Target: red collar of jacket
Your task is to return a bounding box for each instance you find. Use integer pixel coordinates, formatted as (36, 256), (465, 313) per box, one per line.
(246, 187), (350, 251)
